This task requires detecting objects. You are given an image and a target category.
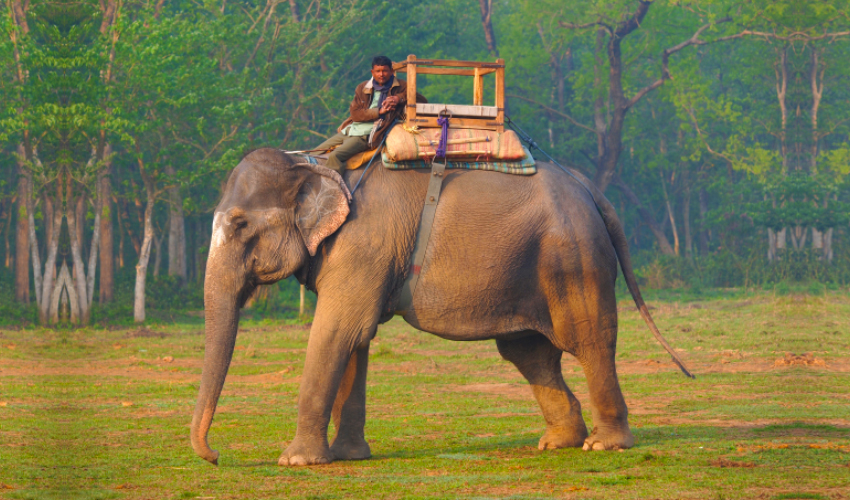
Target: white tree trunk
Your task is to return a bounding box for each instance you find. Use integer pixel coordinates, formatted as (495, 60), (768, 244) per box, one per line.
(812, 228), (823, 256)
(40, 187), (64, 323)
(134, 218), (154, 322)
(824, 228), (833, 261)
(27, 204), (43, 308)
(86, 177), (102, 306)
(134, 163), (156, 323)
(67, 195), (90, 323)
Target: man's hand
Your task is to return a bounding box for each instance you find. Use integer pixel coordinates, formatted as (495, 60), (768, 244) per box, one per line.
(380, 95), (399, 115)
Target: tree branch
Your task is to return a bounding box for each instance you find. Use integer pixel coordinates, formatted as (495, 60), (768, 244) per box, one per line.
(626, 16), (732, 109)
(614, 0), (652, 39)
(559, 19), (612, 35)
(506, 94), (596, 134)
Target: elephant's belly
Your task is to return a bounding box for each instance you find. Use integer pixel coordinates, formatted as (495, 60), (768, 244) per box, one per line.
(397, 223), (618, 342)
(401, 273), (554, 341)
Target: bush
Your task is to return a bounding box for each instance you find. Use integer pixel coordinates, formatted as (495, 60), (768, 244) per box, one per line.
(0, 266), (37, 327)
(627, 245), (850, 293)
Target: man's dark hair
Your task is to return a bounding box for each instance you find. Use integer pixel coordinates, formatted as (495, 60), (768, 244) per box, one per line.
(371, 55), (393, 68)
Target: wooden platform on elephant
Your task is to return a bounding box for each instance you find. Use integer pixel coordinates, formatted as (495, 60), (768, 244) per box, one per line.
(392, 55), (505, 133)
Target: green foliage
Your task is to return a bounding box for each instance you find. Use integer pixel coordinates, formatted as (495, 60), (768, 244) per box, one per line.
(0, 266), (37, 327)
(2, 0), (849, 325)
(144, 275), (204, 311)
(627, 247), (850, 294)
(750, 174), (850, 232)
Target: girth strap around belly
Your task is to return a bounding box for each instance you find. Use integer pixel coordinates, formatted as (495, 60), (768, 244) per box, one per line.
(395, 158), (447, 316)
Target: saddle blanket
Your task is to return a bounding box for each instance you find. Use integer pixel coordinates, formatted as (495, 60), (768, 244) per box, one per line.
(301, 145), (537, 176)
(381, 145), (537, 175)
(384, 125), (526, 162)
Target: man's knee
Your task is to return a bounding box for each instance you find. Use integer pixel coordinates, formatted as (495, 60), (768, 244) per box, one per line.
(317, 132), (346, 152)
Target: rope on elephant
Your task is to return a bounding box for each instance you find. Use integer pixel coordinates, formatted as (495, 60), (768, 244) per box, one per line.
(435, 112), (450, 159)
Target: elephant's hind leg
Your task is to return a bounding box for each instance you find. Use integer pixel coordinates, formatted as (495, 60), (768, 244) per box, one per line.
(329, 343), (372, 461)
(575, 329), (634, 451)
(496, 333), (588, 450)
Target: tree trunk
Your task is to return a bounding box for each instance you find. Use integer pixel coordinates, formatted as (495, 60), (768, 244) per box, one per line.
(166, 165), (187, 280)
(2, 200), (10, 268)
(658, 158), (679, 257)
(613, 175), (676, 256)
(768, 229), (777, 262)
(39, 183), (64, 324)
(25, 158), (42, 308)
(809, 48), (823, 171)
(99, 148), (114, 303)
(197, 219), (208, 284)
(120, 197), (142, 257)
(186, 217), (195, 282)
(134, 158), (156, 323)
(823, 228), (833, 262)
(86, 178), (102, 306)
(76, 191), (86, 259)
(153, 233), (163, 278)
(15, 148), (30, 304)
(682, 179), (692, 258)
(477, 0), (498, 56)
(66, 180), (90, 323)
(288, 0), (300, 21)
(115, 193), (126, 269)
(698, 187), (709, 256)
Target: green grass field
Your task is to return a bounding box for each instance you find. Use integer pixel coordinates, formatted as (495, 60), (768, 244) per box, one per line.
(1, 292), (848, 499)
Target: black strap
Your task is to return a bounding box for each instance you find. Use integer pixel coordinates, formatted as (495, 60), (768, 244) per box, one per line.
(395, 158), (447, 315)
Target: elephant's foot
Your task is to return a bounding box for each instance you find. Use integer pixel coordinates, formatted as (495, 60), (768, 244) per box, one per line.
(582, 425), (634, 451)
(278, 439), (333, 466)
(538, 424), (588, 450)
(330, 436), (372, 461)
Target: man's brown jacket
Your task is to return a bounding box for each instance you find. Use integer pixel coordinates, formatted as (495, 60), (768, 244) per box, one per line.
(337, 77), (427, 148)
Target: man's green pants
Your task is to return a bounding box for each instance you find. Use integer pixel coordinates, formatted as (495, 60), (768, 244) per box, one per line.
(315, 133), (370, 174)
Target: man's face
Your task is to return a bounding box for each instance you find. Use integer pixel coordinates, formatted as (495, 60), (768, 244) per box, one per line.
(371, 65), (394, 85)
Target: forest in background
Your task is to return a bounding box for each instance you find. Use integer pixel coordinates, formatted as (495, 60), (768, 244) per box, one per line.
(2, 0), (849, 327)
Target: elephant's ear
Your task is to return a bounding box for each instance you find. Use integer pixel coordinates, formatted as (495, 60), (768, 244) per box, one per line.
(294, 168), (351, 256)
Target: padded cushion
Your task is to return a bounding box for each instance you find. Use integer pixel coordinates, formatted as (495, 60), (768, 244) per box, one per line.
(384, 125), (526, 162)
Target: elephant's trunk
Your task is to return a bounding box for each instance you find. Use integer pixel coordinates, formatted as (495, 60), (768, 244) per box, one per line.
(191, 270), (242, 465)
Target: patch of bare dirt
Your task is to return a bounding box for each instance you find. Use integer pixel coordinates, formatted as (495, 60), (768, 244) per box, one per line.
(774, 352), (827, 368)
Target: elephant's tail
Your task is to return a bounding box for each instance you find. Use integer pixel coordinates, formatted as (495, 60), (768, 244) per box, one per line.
(577, 170), (695, 379)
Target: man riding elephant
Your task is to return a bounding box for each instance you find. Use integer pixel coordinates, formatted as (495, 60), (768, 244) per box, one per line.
(315, 55), (427, 174)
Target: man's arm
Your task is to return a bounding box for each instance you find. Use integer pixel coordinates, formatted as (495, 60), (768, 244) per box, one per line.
(348, 82), (380, 123)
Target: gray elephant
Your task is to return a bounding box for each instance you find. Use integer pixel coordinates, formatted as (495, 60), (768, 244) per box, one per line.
(191, 148), (690, 466)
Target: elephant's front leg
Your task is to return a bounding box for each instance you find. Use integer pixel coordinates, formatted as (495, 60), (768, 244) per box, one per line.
(329, 343), (371, 461)
(279, 303), (377, 466)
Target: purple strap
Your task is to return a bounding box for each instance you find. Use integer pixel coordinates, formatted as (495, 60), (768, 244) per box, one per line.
(436, 115), (449, 159)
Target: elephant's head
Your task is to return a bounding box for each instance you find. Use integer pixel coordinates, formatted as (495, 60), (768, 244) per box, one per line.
(191, 149), (350, 465)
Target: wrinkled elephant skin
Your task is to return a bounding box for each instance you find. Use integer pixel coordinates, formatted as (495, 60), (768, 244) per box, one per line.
(192, 148), (675, 466)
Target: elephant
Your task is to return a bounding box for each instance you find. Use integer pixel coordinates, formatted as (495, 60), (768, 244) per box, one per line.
(191, 147), (691, 466)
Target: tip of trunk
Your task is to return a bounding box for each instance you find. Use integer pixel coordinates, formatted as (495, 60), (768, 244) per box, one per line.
(191, 429), (220, 465)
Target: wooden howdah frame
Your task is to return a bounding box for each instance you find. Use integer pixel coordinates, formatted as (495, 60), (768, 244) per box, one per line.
(392, 54), (505, 133)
